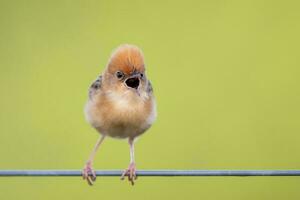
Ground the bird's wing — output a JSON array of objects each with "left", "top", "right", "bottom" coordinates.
[
  {"left": 147, "top": 80, "right": 153, "bottom": 93},
  {"left": 89, "top": 75, "right": 102, "bottom": 99}
]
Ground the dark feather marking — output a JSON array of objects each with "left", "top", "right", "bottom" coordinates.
[
  {"left": 147, "top": 80, "right": 153, "bottom": 93},
  {"left": 89, "top": 75, "right": 102, "bottom": 99}
]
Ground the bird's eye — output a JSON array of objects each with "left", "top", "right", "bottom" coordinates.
[
  {"left": 140, "top": 73, "right": 144, "bottom": 78},
  {"left": 115, "top": 71, "right": 124, "bottom": 79}
]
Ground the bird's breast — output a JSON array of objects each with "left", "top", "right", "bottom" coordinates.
[{"left": 85, "top": 90, "right": 156, "bottom": 138}]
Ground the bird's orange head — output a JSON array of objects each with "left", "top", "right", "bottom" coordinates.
[{"left": 103, "top": 44, "right": 148, "bottom": 93}]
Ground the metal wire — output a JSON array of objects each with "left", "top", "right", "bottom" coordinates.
[{"left": 0, "top": 170, "right": 300, "bottom": 176}]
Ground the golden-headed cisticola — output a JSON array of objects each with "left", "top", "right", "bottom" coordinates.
[{"left": 82, "top": 44, "right": 156, "bottom": 185}]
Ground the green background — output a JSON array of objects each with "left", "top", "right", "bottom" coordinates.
[{"left": 1, "top": 0, "right": 300, "bottom": 199}]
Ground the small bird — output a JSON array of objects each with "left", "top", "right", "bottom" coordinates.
[{"left": 82, "top": 44, "right": 156, "bottom": 185}]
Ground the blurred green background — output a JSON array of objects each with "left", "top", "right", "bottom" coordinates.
[{"left": 1, "top": 0, "right": 300, "bottom": 199}]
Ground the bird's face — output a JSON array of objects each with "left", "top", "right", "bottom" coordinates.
[
  {"left": 108, "top": 67, "right": 147, "bottom": 96},
  {"left": 116, "top": 69, "right": 145, "bottom": 89},
  {"left": 104, "top": 45, "right": 148, "bottom": 96}
]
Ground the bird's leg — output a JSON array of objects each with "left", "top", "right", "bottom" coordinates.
[
  {"left": 121, "top": 138, "right": 137, "bottom": 185},
  {"left": 82, "top": 135, "right": 105, "bottom": 185}
]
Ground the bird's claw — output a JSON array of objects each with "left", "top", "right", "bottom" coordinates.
[
  {"left": 121, "top": 162, "right": 137, "bottom": 185},
  {"left": 82, "top": 162, "right": 96, "bottom": 186}
]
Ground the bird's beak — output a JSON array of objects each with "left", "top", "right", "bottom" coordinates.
[{"left": 124, "top": 73, "right": 141, "bottom": 90}]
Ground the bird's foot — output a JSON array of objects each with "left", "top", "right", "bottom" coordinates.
[
  {"left": 82, "top": 161, "right": 96, "bottom": 186},
  {"left": 121, "top": 162, "right": 137, "bottom": 185}
]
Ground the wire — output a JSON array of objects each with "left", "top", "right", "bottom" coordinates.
[{"left": 0, "top": 170, "right": 300, "bottom": 176}]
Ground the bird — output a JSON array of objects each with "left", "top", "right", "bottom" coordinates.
[{"left": 82, "top": 44, "right": 156, "bottom": 185}]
